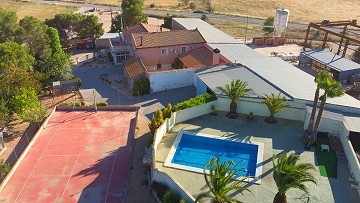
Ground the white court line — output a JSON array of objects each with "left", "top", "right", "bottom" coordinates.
[
  {"left": 60, "top": 155, "right": 80, "bottom": 203},
  {"left": 105, "top": 155, "right": 117, "bottom": 203},
  {"left": 14, "top": 128, "right": 58, "bottom": 202}
]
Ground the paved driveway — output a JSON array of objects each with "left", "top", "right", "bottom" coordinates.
[{"left": 73, "top": 67, "right": 196, "bottom": 119}]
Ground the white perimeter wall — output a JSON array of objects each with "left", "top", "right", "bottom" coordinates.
[
  {"left": 148, "top": 69, "right": 195, "bottom": 92},
  {"left": 217, "top": 97, "right": 306, "bottom": 122}
]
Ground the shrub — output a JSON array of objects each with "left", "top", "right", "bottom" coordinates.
[
  {"left": 74, "top": 102, "right": 81, "bottom": 106},
  {"left": 162, "top": 103, "right": 172, "bottom": 118},
  {"left": 96, "top": 101, "right": 108, "bottom": 106},
  {"left": 149, "top": 3, "right": 155, "bottom": 8},
  {"left": 148, "top": 115, "right": 158, "bottom": 135},
  {"left": 181, "top": 0, "right": 189, "bottom": 5},
  {"left": 263, "top": 16, "right": 274, "bottom": 33},
  {"left": 171, "top": 57, "right": 183, "bottom": 69},
  {"left": 189, "top": 2, "right": 196, "bottom": 9},
  {"left": 58, "top": 103, "right": 71, "bottom": 107},
  {"left": 173, "top": 93, "right": 216, "bottom": 111},
  {"left": 77, "top": 78, "right": 82, "bottom": 88},
  {"left": 207, "top": 5, "right": 215, "bottom": 13},
  {"left": 152, "top": 181, "right": 168, "bottom": 200},
  {"left": 200, "top": 14, "right": 208, "bottom": 21},
  {"left": 163, "top": 189, "right": 181, "bottom": 203},
  {"left": 133, "top": 78, "right": 150, "bottom": 96}
]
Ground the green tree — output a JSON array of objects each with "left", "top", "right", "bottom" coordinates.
[
  {"left": 261, "top": 93, "right": 291, "bottom": 124},
  {"left": 312, "top": 78, "right": 344, "bottom": 144},
  {"left": 161, "top": 14, "right": 187, "bottom": 29},
  {"left": 17, "top": 16, "right": 52, "bottom": 61},
  {"left": 195, "top": 157, "right": 251, "bottom": 203},
  {"left": 0, "top": 42, "right": 34, "bottom": 73},
  {"left": 75, "top": 15, "right": 104, "bottom": 39},
  {"left": 0, "top": 68, "right": 40, "bottom": 122},
  {"left": 133, "top": 78, "right": 150, "bottom": 95},
  {"left": 216, "top": 80, "right": 252, "bottom": 119},
  {"left": 8, "top": 87, "right": 39, "bottom": 116},
  {"left": 272, "top": 153, "right": 317, "bottom": 203},
  {"left": 45, "top": 13, "right": 82, "bottom": 46},
  {"left": 263, "top": 16, "right": 274, "bottom": 33},
  {"left": 36, "top": 52, "right": 74, "bottom": 86},
  {"left": 0, "top": 7, "right": 18, "bottom": 43},
  {"left": 154, "top": 108, "right": 164, "bottom": 125},
  {"left": 121, "top": 0, "right": 148, "bottom": 28},
  {"left": 350, "top": 47, "right": 360, "bottom": 64},
  {"left": 306, "top": 71, "right": 333, "bottom": 137},
  {"left": 19, "top": 103, "right": 46, "bottom": 127},
  {"left": 148, "top": 115, "right": 158, "bottom": 135},
  {"left": 47, "top": 27, "right": 62, "bottom": 55}
]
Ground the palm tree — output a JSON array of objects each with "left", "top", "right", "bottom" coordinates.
[
  {"left": 306, "top": 71, "right": 333, "bottom": 136},
  {"left": 261, "top": 93, "right": 291, "bottom": 124},
  {"left": 217, "top": 80, "right": 252, "bottom": 119},
  {"left": 195, "top": 157, "right": 251, "bottom": 203},
  {"left": 272, "top": 153, "right": 317, "bottom": 203},
  {"left": 312, "top": 78, "right": 344, "bottom": 144}
]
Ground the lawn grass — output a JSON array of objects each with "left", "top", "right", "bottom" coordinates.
[
  {"left": 0, "top": 0, "right": 78, "bottom": 21},
  {"left": 71, "top": 0, "right": 360, "bottom": 24},
  {"left": 315, "top": 136, "right": 337, "bottom": 178}
]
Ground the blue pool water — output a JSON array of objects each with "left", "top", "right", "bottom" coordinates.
[{"left": 171, "top": 133, "right": 259, "bottom": 176}]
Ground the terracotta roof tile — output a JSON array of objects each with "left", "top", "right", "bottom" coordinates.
[
  {"left": 123, "top": 57, "right": 147, "bottom": 79},
  {"left": 123, "top": 23, "right": 169, "bottom": 43},
  {"left": 132, "top": 29, "right": 206, "bottom": 49},
  {"left": 178, "top": 47, "right": 213, "bottom": 69}
]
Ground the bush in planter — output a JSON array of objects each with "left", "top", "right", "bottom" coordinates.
[
  {"left": 173, "top": 93, "right": 216, "bottom": 111},
  {"left": 163, "top": 189, "right": 181, "bottom": 203},
  {"left": 96, "top": 101, "right": 108, "bottom": 106},
  {"left": 162, "top": 103, "right": 173, "bottom": 118},
  {"left": 133, "top": 78, "right": 150, "bottom": 96}
]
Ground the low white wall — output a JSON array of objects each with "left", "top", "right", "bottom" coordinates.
[
  {"left": 217, "top": 97, "right": 306, "bottom": 122},
  {"left": 175, "top": 101, "right": 217, "bottom": 124},
  {"left": 148, "top": 69, "right": 195, "bottom": 92},
  {"left": 153, "top": 170, "right": 195, "bottom": 202}
]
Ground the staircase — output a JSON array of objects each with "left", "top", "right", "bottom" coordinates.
[{"left": 329, "top": 135, "right": 348, "bottom": 163}]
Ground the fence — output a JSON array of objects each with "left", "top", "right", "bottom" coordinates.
[{"left": 0, "top": 107, "right": 56, "bottom": 191}]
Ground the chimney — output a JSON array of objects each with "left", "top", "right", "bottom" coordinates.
[
  {"left": 140, "top": 36, "right": 143, "bottom": 46},
  {"left": 212, "top": 48, "right": 220, "bottom": 65}
]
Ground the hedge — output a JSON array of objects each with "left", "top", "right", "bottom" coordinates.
[{"left": 173, "top": 93, "right": 216, "bottom": 111}]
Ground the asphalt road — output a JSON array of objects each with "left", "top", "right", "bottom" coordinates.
[
  {"left": 31, "top": 0, "right": 360, "bottom": 34},
  {"left": 31, "top": 0, "right": 307, "bottom": 29}
]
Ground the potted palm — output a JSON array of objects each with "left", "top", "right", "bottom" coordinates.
[
  {"left": 195, "top": 157, "right": 252, "bottom": 203},
  {"left": 261, "top": 93, "right": 290, "bottom": 124},
  {"left": 272, "top": 153, "right": 317, "bottom": 203},
  {"left": 217, "top": 79, "right": 252, "bottom": 119}
]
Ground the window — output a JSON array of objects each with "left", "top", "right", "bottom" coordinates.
[
  {"left": 161, "top": 48, "right": 168, "bottom": 56},
  {"left": 116, "top": 52, "right": 130, "bottom": 64},
  {"left": 172, "top": 48, "right": 177, "bottom": 54},
  {"left": 181, "top": 46, "right": 187, "bottom": 53}
]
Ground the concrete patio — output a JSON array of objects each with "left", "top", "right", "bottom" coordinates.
[{"left": 155, "top": 112, "right": 360, "bottom": 203}]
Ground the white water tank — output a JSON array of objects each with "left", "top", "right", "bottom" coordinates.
[{"left": 274, "top": 8, "right": 290, "bottom": 37}]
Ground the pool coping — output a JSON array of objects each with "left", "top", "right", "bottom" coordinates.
[{"left": 164, "top": 131, "right": 264, "bottom": 184}]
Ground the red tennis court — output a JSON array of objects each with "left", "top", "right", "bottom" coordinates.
[{"left": 0, "top": 108, "right": 137, "bottom": 203}]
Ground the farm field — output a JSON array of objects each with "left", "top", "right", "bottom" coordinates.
[
  {"left": 0, "top": 0, "right": 78, "bottom": 20},
  {"left": 64, "top": 0, "right": 360, "bottom": 24}
]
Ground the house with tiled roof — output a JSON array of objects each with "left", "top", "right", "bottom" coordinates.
[
  {"left": 122, "top": 29, "right": 230, "bottom": 92},
  {"left": 123, "top": 57, "right": 147, "bottom": 87}
]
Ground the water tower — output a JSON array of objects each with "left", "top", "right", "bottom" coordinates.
[{"left": 274, "top": 8, "right": 290, "bottom": 37}]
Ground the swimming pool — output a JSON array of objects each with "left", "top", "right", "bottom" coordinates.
[{"left": 164, "top": 131, "right": 264, "bottom": 183}]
